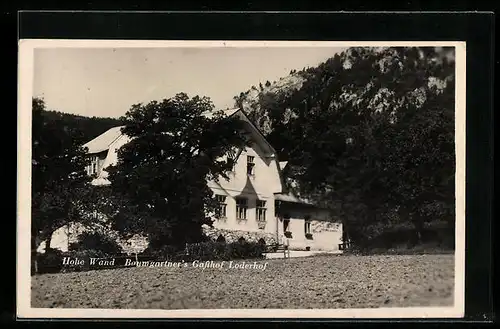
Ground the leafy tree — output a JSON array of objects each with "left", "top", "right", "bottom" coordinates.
[
  {"left": 233, "top": 92, "right": 246, "bottom": 109},
  {"left": 40, "top": 110, "right": 125, "bottom": 143},
  {"left": 31, "top": 98, "right": 93, "bottom": 252},
  {"left": 317, "top": 48, "right": 453, "bottom": 245},
  {"left": 105, "top": 93, "right": 249, "bottom": 250},
  {"left": 382, "top": 74, "right": 455, "bottom": 239}
]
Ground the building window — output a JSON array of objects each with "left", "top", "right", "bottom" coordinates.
[
  {"left": 256, "top": 200, "right": 267, "bottom": 222},
  {"left": 304, "top": 217, "right": 312, "bottom": 234},
  {"left": 87, "top": 156, "right": 98, "bottom": 175},
  {"left": 236, "top": 198, "right": 248, "bottom": 220},
  {"left": 246, "top": 156, "right": 255, "bottom": 176},
  {"left": 215, "top": 195, "right": 227, "bottom": 218}
]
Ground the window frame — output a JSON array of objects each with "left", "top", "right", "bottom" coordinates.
[
  {"left": 304, "top": 215, "right": 312, "bottom": 237},
  {"left": 235, "top": 197, "right": 248, "bottom": 220},
  {"left": 304, "top": 220, "right": 312, "bottom": 234},
  {"left": 246, "top": 155, "right": 255, "bottom": 176},
  {"left": 215, "top": 195, "right": 227, "bottom": 219},
  {"left": 88, "top": 155, "right": 99, "bottom": 175},
  {"left": 256, "top": 200, "right": 267, "bottom": 222}
]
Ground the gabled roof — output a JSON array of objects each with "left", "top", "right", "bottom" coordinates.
[
  {"left": 279, "top": 161, "right": 288, "bottom": 170},
  {"left": 82, "top": 108, "right": 276, "bottom": 156},
  {"left": 83, "top": 108, "right": 286, "bottom": 192},
  {"left": 83, "top": 126, "right": 125, "bottom": 154},
  {"left": 206, "top": 108, "right": 277, "bottom": 157}
]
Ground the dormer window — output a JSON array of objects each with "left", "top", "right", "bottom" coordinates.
[
  {"left": 247, "top": 156, "right": 255, "bottom": 176},
  {"left": 87, "top": 155, "right": 99, "bottom": 176}
]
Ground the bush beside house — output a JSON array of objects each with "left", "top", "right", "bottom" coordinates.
[
  {"left": 34, "top": 231, "right": 124, "bottom": 274},
  {"left": 139, "top": 240, "right": 266, "bottom": 262},
  {"left": 345, "top": 220, "right": 455, "bottom": 254}
]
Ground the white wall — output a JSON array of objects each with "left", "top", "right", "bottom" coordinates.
[
  {"left": 208, "top": 142, "right": 282, "bottom": 235},
  {"left": 209, "top": 142, "right": 282, "bottom": 195},
  {"left": 99, "top": 134, "right": 131, "bottom": 179},
  {"left": 278, "top": 206, "right": 343, "bottom": 251}
]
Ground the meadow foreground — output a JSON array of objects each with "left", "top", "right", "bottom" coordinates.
[{"left": 31, "top": 254, "right": 454, "bottom": 309}]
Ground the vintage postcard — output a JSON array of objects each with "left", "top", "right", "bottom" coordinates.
[{"left": 17, "top": 40, "right": 465, "bottom": 319}]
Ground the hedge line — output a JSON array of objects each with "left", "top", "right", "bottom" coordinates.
[{"left": 32, "top": 240, "right": 267, "bottom": 275}]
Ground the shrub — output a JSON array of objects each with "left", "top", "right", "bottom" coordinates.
[
  {"left": 44, "top": 231, "right": 127, "bottom": 274},
  {"left": 137, "top": 245, "right": 183, "bottom": 263},
  {"left": 34, "top": 248, "right": 115, "bottom": 275},
  {"left": 228, "top": 241, "right": 266, "bottom": 260},
  {"left": 149, "top": 241, "right": 267, "bottom": 262},
  {"left": 35, "top": 248, "right": 64, "bottom": 274},
  {"left": 185, "top": 241, "right": 230, "bottom": 261},
  {"left": 70, "top": 231, "right": 123, "bottom": 255}
]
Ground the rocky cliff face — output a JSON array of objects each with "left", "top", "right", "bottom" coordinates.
[{"left": 234, "top": 73, "right": 306, "bottom": 135}]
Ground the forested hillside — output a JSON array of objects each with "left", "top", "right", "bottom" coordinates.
[
  {"left": 40, "top": 109, "right": 125, "bottom": 144},
  {"left": 233, "top": 47, "right": 456, "bottom": 250}
]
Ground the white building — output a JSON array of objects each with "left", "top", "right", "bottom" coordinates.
[{"left": 41, "top": 108, "right": 343, "bottom": 254}]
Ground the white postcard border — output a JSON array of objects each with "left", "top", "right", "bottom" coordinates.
[{"left": 17, "top": 40, "right": 466, "bottom": 319}]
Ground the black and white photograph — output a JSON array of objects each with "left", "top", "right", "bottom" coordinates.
[{"left": 17, "top": 40, "right": 465, "bottom": 319}]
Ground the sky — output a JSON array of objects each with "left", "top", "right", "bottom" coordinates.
[{"left": 33, "top": 47, "right": 346, "bottom": 118}]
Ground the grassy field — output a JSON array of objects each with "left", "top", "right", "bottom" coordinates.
[{"left": 31, "top": 254, "right": 454, "bottom": 309}]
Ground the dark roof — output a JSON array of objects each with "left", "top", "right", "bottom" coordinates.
[{"left": 274, "top": 192, "right": 314, "bottom": 205}]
